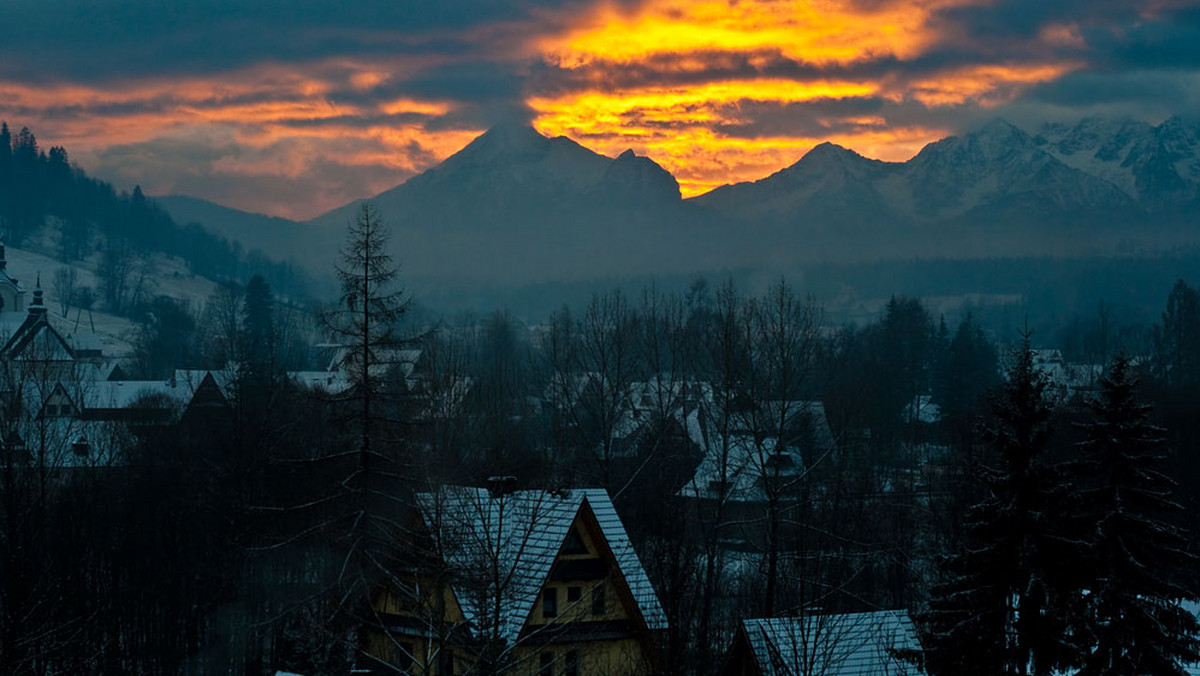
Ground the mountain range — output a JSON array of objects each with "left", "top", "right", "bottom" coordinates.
[{"left": 158, "top": 116, "right": 1200, "bottom": 289}]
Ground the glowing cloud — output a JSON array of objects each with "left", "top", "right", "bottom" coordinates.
[
  {"left": 530, "top": 0, "right": 1082, "bottom": 197},
  {"left": 0, "top": 0, "right": 1166, "bottom": 217},
  {"left": 541, "top": 0, "right": 959, "bottom": 68}
]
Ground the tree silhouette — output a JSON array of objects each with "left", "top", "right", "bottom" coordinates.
[
  {"left": 1072, "top": 356, "right": 1200, "bottom": 675},
  {"left": 924, "top": 334, "right": 1083, "bottom": 676}
]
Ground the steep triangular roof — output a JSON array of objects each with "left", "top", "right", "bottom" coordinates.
[
  {"left": 1, "top": 310, "right": 74, "bottom": 362},
  {"left": 415, "top": 486, "right": 667, "bottom": 644}
]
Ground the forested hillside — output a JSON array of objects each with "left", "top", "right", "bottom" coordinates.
[{"left": 0, "top": 122, "right": 310, "bottom": 308}]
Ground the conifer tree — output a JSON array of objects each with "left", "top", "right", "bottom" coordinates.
[
  {"left": 325, "top": 201, "right": 411, "bottom": 466},
  {"left": 1154, "top": 279, "right": 1200, "bottom": 391},
  {"left": 0, "top": 122, "right": 10, "bottom": 173},
  {"left": 935, "top": 313, "right": 1000, "bottom": 442},
  {"left": 924, "top": 335, "right": 1083, "bottom": 676},
  {"left": 241, "top": 274, "right": 275, "bottom": 386},
  {"left": 1072, "top": 356, "right": 1200, "bottom": 675}
]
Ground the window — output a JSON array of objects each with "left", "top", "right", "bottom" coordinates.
[
  {"left": 438, "top": 649, "right": 455, "bottom": 676},
  {"left": 543, "top": 587, "right": 558, "bottom": 618},
  {"left": 567, "top": 586, "right": 581, "bottom": 603},
  {"left": 591, "top": 583, "right": 606, "bottom": 615},
  {"left": 539, "top": 651, "right": 554, "bottom": 676},
  {"left": 564, "top": 650, "right": 579, "bottom": 676}
]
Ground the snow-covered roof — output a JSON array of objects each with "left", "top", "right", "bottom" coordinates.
[
  {"left": 287, "top": 370, "right": 354, "bottom": 394},
  {"left": 0, "top": 311, "right": 75, "bottom": 362},
  {"left": 679, "top": 409, "right": 807, "bottom": 503},
  {"left": 327, "top": 346, "right": 421, "bottom": 377},
  {"left": 740, "top": 610, "right": 924, "bottom": 676},
  {"left": 1186, "top": 601, "right": 1200, "bottom": 676},
  {"left": 416, "top": 486, "right": 667, "bottom": 644},
  {"left": 83, "top": 380, "right": 187, "bottom": 410},
  {"left": 63, "top": 329, "right": 103, "bottom": 355}
]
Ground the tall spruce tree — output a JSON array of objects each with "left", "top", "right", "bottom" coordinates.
[
  {"left": 1072, "top": 356, "right": 1200, "bottom": 675},
  {"left": 325, "top": 201, "right": 412, "bottom": 466},
  {"left": 924, "top": 335, "right": 1083, "bottom": 676},
  {"left": 311, "top": 201, "right": 417, "bottom": 667},
  {"left": 241, "top": 274, "right": 275, "bottom": 386},
  {"left": 934, "top": 313, "right": 1000, "bottom": 444}
]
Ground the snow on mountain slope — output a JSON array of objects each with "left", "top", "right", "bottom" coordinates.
[
  {"left": 904, "top": 118, "right": 1134, "bottom": 219},
  {"left": 1036, "top": 116, "right": 1200, "bottom": 208},
  {"left": 3, "top": 244, "right": 218, "bottom": 358},
  {"left": 156, "top": 117, "right": 1200, "bottom": 289}
]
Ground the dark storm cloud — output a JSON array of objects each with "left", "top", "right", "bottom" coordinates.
[
  {"left": 0, "top": 0, "right": 594, "bottom": 83},
  {"left": 935, "top": 0, "right": 1141, "bottom": 41},
  {"left": 712, "top": 98, "right": 890, "bottom": 139},
  {"left": 1087, "top": 7, "right": 1200, "bottom": 70}
]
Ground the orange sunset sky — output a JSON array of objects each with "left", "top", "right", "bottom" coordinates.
[{"left": 0, "top": 0, "right": 1195, "bottom": 219}]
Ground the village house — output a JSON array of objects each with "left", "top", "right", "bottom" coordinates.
[
  {"left": 365, "top": 483, "right": 668, "bottom": 675},
  {"left": 721, "top": 609, "right": 925, "bottom": 676}
]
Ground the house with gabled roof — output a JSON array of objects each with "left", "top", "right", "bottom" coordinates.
[
  {"left": 366, "top": 484, "right": 667, "bottom": 675},
  {"left": 721, "top": 609, "right": 924, "bottom": 676}
]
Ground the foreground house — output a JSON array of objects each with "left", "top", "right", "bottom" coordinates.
[
  {"left": 366, "top": 485, "right": 667, "bottom": 675},
  {"left": 722, "top": 609, "right": 924, "bottom": 676}
]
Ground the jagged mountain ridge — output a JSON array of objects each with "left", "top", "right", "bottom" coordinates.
[
  {"left": 1034, "top": 116, "right": 1200, "bottom": 209},
  {"left": 304, "top": 122, "right": 702, "bottom": 283},
  {"left": 162, "top": 117, "right": 1200, "bottom": 287},
  {"left": 695, "top": 119, "right": 1152, "bottom": 228}
]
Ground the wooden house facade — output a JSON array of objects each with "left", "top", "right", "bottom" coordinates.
[{"left": 365, "top": 486, "right": 667, "bottom": 675}]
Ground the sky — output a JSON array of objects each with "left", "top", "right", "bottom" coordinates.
[{"left": 0, "top": 0, "right": 1197, "bottom": 220}]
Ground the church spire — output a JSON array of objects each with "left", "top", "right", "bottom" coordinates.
[{"left": 29, "top": 272, "right": 45, "bottom": 315}]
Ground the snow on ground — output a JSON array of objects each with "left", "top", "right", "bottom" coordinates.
[{"left": 4, "top": 242, "right": 220, "bottom": 358}]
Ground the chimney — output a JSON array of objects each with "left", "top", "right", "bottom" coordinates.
[{"left": 486, "top": 475, "right": 518, "bottom": 498}]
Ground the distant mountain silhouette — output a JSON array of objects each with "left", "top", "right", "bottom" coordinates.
[
  {"left": 154, "top": 195, "right": 307, "bottom": 260},
  {"left": 160, "top": 118, "right": 1200, "bottom": 288},
  {"left": 305, "top": 123, "right": 701, "bottom": 283}
]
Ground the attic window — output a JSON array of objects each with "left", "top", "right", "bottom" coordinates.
[
  {"left": 543, "top": 587, "right": 558, "bottom": 618},
  {"left": 561, "top": 527, "right": 586, "bottom": 555}
]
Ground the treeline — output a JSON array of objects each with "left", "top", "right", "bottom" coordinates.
[{"left": 0, "top": 122, "right": 310, "bottom": 306}]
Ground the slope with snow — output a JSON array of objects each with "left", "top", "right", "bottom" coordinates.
[{"left": 2, "top": 243, "right": 219, "bottom": 358}]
